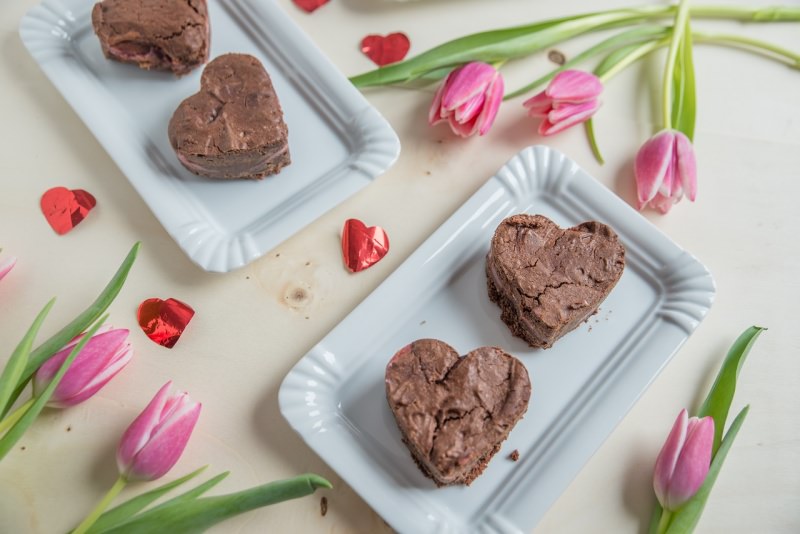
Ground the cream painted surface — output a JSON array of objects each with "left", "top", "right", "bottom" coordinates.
[{"left": 0, "top": 0, "right": 798, "bottom": 532}]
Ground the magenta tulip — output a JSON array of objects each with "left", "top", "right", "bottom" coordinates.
[
  {"left": 429, "top": 62, "right": 504, "bottom": 137},
  {"left": 117, "top": 381, "right": 201, "bottom": 481},
  {"left": 0, "top": 256, "right": 15, "bottom": 281},
  {"left": 33, "top": 327, "right": 132, "bottom": 408},
  {"left": 635, "top": 129, "right": 697, "bottom": 214},
  {"left": 653, "top": 409, "right": 714, "bottom": 511},
  {"left": 523, "top": 70, "right": 602, "bottom": 135}
]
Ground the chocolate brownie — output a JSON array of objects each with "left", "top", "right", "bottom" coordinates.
[
  {"left": 385, "top": 339, "right": 531, "bottom": 486},
  {"left": 91, "top": 0, "right": 210, "bottom": 76},
  {"left": 168, "top": 53, "right": 291, "bottom": 180},
  {"left": 486, "top": 214, "right": 625, "bottom": 348}
]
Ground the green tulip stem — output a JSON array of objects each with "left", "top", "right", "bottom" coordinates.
[
  {"left": 599, "top": 37, "right": 671, "bottom": 83},
  {"left": 0, "top": 398, "right": 34, "bottom": 435},
  {"left": 73, "top": 475, "right": 128, "bottom": 534},
  {"left": 693, "top": 32, "right": 800, "bottom": 66},
  {"left": 657, "top": 509, "right": 673, "bottom": 534},
  {"left": 662, "top": 0, "right": 692, "bottom": 130}
]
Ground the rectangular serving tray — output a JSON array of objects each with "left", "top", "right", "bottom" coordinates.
[
  {"left": 279, "top": 146, "right": 715, "bottom": 534},
  {"left": 20, "top": 0, "right": 400, "bottom": 272}
]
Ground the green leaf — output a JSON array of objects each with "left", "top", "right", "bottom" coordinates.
[
  {"left": 139, "top": 472, "right": 231, "bottom": 516},
  {"left": 0, "top": 299, "right": 55, "bottom": 416},
  {"left": 101, "top": 474, "right": 332, "bottom": 534},
  {"left": 648, "top": 501, "right": 664, "bottom": 534},
  {"left": 698, "top": 326, "right": 765, "bottom": 455},
  {"left": 349, "top": 9, "right": 671, "bottom": 88},
  {"left": 3, "top": 243, "right": 140, "bottom": 418},
  {"left": 585, "top": 118, "right": 605, "bottom": 164},
  {"left": 665, "top": 406, "right": 750, "bottom": 533},
  {"left": 671, "top": 19, "right": 697, "bottom": 140},
  {"left": 505, "top": 25, "right": 669, "bottom": 100},
  {"left": 85, "top": 467, "right": 211, "bottom": 533},
  {"left": 0, "top": 317, "right": 106, "bottom": 461}
]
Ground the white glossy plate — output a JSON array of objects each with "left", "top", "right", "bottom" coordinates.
[
  {"left": 279, "top": 146, "right": 715, "bottom": 534},
  {"left": 19, "top": 0, "right": 399, "bottom": 272}
]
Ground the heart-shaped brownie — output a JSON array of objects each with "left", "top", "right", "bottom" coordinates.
[
  {"left": 168, "top": 53, "right": 291, "bottom": 180},
  {"left": 385, "top": 339, "right": 531, "bottom": 486},
  {"left": 486, "top": 214, "right": 626, "bottom": 349},
  {"left": 92, "top": 0, "right": 210, "bottom": 76}
]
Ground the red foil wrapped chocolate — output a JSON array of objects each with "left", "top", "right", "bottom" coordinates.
[
  {"left": 360, "top": 33, "right": 410, "bottom": 67},
  {"left": 342, "top": 218, "right": 389, "bottom": 273},
  {"left": 40, "top": 187, "right": 97, "bottom": 235},
  {"left": 292, "top": 0, "right": 329, "bottom": 13},
  {"left": 137, "top": 297, "right": 195, "bottom": 349}
]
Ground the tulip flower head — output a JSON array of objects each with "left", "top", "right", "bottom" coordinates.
[
  {"left": 117, "top": 381, "right": 201, "bottom": 481},
  {"left": 0, "top": 255, "right": 16, "bottom": 281},
  {"left": 429, "top": 62, "right": 504, "bottom": 137},
  {"left": 635, "top": 129, "right": 697, "bottom": 214},
  {"left": 653, "top": 409, "right": 714, "bottom": 511},
  {"left": 523, "top": 70, "right": 603, "bottom": 135},
  {"left": 33, "top": 326, "right": 132, "bottom": 408}
]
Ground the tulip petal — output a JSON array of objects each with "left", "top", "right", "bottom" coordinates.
[
  {"left": 454, "top": 91, "right": 486, "bottom": 124},
  {"left": 653, "top": 409, "right": 688, "bottom": 508},
  {"left": 118, "top": 381, "right": 172, "bottom": 474},
  {"left": 477, "top": 74, "right": 504, "bottom": 136},
  {"left": 126, "top": 399, "right": 201, "bottom": 481},
  {"left": 428, "top": 77, "right": 448, "bottom": 125},
  {"left": 635, "top": 131, "right": 675, "bottom": 205},
  {"left": 545, "top": 70, "right": 603, "bottom": 102},
  {"left": 540, "top": 100, "right": 600, "bottom": 135},
  {"left": 675, "top": 131, "right": 698, "bottom": 202},
  {"left": 440, "top": 62, "right": 495, "bottom": 110},
  {"left": 58, "top": 344, "right": 132, "bottom": 407},
  {"left": 664, "top": 416, "right": 714, "bottom": 510},
  {"left": 522, "top": 91, "right": 553, "bottom": 117},
  {"left": 0, "top": 257, "right": 16, "bottom": 281}
]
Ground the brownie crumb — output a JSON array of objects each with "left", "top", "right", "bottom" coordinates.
[
  {"left": 320, "top": 496, "right": 328, "bottom": 517},
  {"left": 508, "top": 449, "right": 520, "bottom": 462},
  {"left": 419, "top": 320, "right": 426, "bottom": 325},
  {"left": 20, "top": 446, "right": 26, "bottom": 451},
  {"left": 66, "top": 425, "right": 72, "bottom": 432}
]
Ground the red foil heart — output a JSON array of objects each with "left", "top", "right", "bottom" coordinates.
[
  {"left": 40, "top": 187, "right": 97, "bottom": 235},
  {"left": 292, "top": 0, "right": 329, "bottom": 13},
  {"left": 137, "top": 298, "right": 195, "bottom": 349},
  {"left": 360, "top": 33, "right": 410, "bottom": 67},
  {"left": 342, "top": 218, "right": 390, "bottom": 273}
]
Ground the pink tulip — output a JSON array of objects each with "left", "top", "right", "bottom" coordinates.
[
  {"left": 523, "top": 70, "right": 602, "bottom": 135},
  {"left": 635, "top": 129, "right": 697, "bottom": 214},
  {"left": 653, "top": 409, "right": 714, "bottom": 511},
  {"left": 33, "top": 326, "right": 132, "bottom": 408},
  {"left": 117, "top": 381, "right": 201, "bottom": 481},
  {"left": 0, "top": 256, "right": 16, "bottom": 281},
  {"left": 429, "top": 62, "right": 504, "bottom": 137}
]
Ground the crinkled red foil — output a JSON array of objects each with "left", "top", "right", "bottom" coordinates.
[
  {"left": 360, "top": 33, "right": 411, "bottom": 67},
  {"left": 40, "top": 187, "right": 97, "bottom": 235},
  {"left": 292, "top": 0, "right": 329, "bottom": 13},
  {"left": 342, "top": 218, "right": 389, "bottom": 273},
  {"left": 137, "top": 297, "right": 195, "bottom": 349}
]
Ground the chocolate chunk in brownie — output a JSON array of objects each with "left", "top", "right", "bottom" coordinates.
[
  {"left": 385, "top": 339, "right": 531, "bottom": 486},
  {"left": 486, "top": 214, "right": 625, "bottom": 349},
  {"left": 91, "top": 0, "right": 210, "bottom": 76},
  {"left": 168, "top": 53, "right": 291, "bottom": 180}
]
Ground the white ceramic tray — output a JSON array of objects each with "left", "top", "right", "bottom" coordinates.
[
  {"left": 279, "top": 146, "right": 715, "bottom": 534},
  {"left": 19, "top": 0, "right": 399, "bottom": 272}
]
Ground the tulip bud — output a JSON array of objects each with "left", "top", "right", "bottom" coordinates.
[
  {"left": 33, "top": 326, "right": 132, "bottom": 408},
  {"left": 653, "top": 409, "right": 714, "bottom": 511},
  {"left": 117, "top": 381, "right": 201, "bottom": 481},
  {"left": 523, "top": 70, "right": 603, "bottom": 135},
  {"left": 429, "top": 62, "right": 504, "bottom": 137},
  {"left": 0, "top": 255, "right": 16, "bottom": 281},
  {"left": 635, "top": 129, "right": 697, "bottom": 214}
]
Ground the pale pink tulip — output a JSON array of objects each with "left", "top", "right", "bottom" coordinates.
[
  {"left": 33, "top": 326, "right": 132, "bottom": 408},
  {"left": 635, "top": 129, "right": 697, "bottom": 214},
  {"left": 653, "top": 409, "right": 714, "bottom": 511},
  {"left": 117, "top": 381, "right": 201, "bottom": 481},
  {"left": 429, "top": 62, "right": 504, "bottom": 137},
  {"left": 0, "top": 256, "right": 16, "bottom": 281},
  {"left": 523, "top": 70, "right": 602, "bottom": 135}
]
